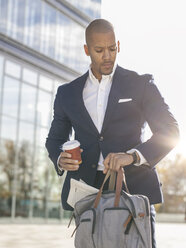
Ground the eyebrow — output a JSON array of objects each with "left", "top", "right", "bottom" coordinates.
[{"left": 94, "top": 43, "right": 116, "bottom": 49}]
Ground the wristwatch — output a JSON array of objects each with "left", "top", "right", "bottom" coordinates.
[{"left": 131, "top": 151, "right": 140, "bottom": 164}]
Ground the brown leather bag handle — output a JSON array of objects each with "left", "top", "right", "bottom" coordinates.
[
  {"left": 114, "top": 169, "right": 125, "bottom": 207},
  {"left": 108, "top": 171, "right": 116, "bottom": 191},
  {"left": 94, "top": 168, "right": 129, "bottom": 208},
  {"left": 93, "top": 170, "right": 111, "bottom": 208}
]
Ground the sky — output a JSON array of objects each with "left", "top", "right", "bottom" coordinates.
[{"left": 101, "top": 0, "right": 186, "bottom": 158}]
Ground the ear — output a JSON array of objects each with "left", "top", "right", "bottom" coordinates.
[
  {"left": 117, "top": 41, "right": 120, "bottom": 53},
  {"left": 84, "top": 44, "right": 90, "bottom": 56}
]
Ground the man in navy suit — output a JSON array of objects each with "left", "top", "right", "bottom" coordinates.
[{"left": 46, "top": 19, "right": 179, "bottom": 247}]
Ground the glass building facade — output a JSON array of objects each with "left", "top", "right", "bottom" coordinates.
[{"left": 0, "top": 0, "right": 101, "bottom": 220}]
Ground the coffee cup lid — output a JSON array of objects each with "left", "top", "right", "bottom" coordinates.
[{"left": 62, "top": 140, "right": 80, "bottom": 150}]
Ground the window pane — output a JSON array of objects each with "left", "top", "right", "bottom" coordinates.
[
  {"left": 0, "top": 0, "right": 8, "bottom": 34},
  {"left": 6, "top": 0, "right": 28, "bottom": 43},
  {"left": 37, "top": 90, "right": 52, "bottom": 127},
  {"left": 55, "top": 12, "right": 68, "bottom": 64},
  {"left": 1, "top": 116, "right": 17, "bottom": 141},
  {"left": 0, "top": 138, "right": 16, "bottom": 218},
  {"left": 19, "top": 121, "right": 34, "bottom": 145},
  {"left": 20, "top": 84, "right": 36, "bottom": 122},
  {"left": 55, "top": 14, "right": 87, "bottom": 72},
  {"left": 54, "top": 80, "right": 64, "bottom": 97},
  {"left": 23, "top": 68, "right": 38, "bottom": 85},
  {"left": 46, "top": 4, "right": 56, "bottom": 58},
  {"left": 36, "top": 127, "right": 48, "bottom": 147},
  {"left": 66, "top": 0, "right": 101, "bottom": 19},
  {"left": 6, "top": 0, "right": 13, "bottom": 37},
  {"left": 40, "top": 2, "right": 56, "bottom": 58},
  {"left": 16, "top": 0, "right": 26, "bottom": 42},
  {"left": 7, "top": 0, "right": 19, "bottom": 40},
  {"left": 16, "top": 140, "right": 33, "bottom": 218},
  {"left": 0, "top": 55, "right": 4, "bottom": 90},
  {"left": 6, "top": 0, "right": 18, "bottom": 39},
  {"left": 5, "top": 60, "right": 21, "bottom": 79},
  {"left": 33, "top": 147, "right": 50, "bottom": 218},
  {"left": 39, "top": 75, "right": 53, "bottom": 91},
  {"left": 68, "top": 24, "right": 85, "bottom": 72},
  {"left": 24, "top": 0, "right": 42, "bottom": 50},
  {"left": 2, "top": 76, "right": 19, "bottom": 118},
  {"left": 35, "top": 147, "right": 49, "bottom": 177}
]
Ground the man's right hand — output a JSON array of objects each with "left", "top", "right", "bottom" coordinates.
[{"left": 58, "top": 149, "right": 83, "bottom": 171}]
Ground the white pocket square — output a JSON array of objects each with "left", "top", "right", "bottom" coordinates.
[{"left": 118, "top": 98, "right": 132, "bottom": 103}]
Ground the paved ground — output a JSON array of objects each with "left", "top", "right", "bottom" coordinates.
[{"left": 0, "top": 222, "right": 186, "bottom": 248}]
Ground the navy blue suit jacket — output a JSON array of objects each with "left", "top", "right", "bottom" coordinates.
[{"left": 46, "top": 66, "right": 179, "bottom": 210}]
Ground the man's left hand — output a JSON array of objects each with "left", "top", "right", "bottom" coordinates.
[{"left": 103, "top": 152, "right": 133, "bottom": 174}]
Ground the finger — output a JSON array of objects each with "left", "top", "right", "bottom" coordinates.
[
  {"left": 60, "top": 158, "right": 79, "bottom": 165},
  {"left": 115, "top": 155, "right": 123, "bottom": 171},
  {"left": 103, "top": 154, "right": 109, "bottom": 169},
  {"left": 59, "top": 157, "right": 79, "bottom": 165},
  {"left": 60, "top": 164, "right": 79, "bottom": 171},
  {"left": 116, "top": 162, "right": 121, "bottom": 172},
  {"left": 80, "top": 149, "right": 83, "bottom": 153},
  {"left": 103, "top": 168, "right": 108, "bottom": 174},
  {"left": 103, "top": 153, "right": 111, "bottom": 170},
  {"left": 110, "top": 154, "right": 122, "bottom": 172},
  {"left": 60, "top": 152, "right": 72, "bottom": 158},
  {"left": 112, "top": 155, "right": 118, "bottom": 171},
  {"left": 109, "top": 158, "right": 117, "bottom": 172},
  {"left": 109, "top": 153, "right": 115, "bottom": 170}
]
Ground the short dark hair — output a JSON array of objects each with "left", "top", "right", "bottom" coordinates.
[{"left": 85, "top": 19, "right": 114, "bottom": 45}]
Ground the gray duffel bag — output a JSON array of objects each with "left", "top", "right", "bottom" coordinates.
[{"left": 72, "top": 168, "right": 152, "bottom": 248}]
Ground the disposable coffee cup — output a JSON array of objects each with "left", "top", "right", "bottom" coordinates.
[{"left": 62, "top": 140, "right": 82, "bottom": 164}]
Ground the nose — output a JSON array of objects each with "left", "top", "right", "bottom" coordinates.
[{"left": 103, "top": 49, "right": 111, "bottom": 60}]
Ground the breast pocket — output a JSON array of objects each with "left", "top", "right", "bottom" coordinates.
[{"left": 114, "top": 100, "right": 141, "bottom": 121}]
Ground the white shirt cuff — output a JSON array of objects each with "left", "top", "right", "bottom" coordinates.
[
  {"left": 57, "top": 154, "right": 64, "bottom": 172},
  {"left": 127, "top": 148, "right": 149, "bottom": 166}
]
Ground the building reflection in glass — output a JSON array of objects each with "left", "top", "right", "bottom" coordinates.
[{"left": 0, "top": 0, "right": 101, "bottom": 220}]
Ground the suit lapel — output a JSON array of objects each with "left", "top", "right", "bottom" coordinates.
[
  {"left": 74, "top": 72, "right": 100, "bottom": 136},
  {"left": 101, "top": 66, "right": 128, "bottom": 134}
]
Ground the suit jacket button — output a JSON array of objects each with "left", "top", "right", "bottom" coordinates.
[
  {"left": 92, "top": 164, "right": 96, "bottom": 168},
  {"left": 99, "top": 136, "right": 104, "bottom": 141}
]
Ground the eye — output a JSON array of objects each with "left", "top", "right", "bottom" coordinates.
[
  {"left": 95, "top": 50, "right": 102, "bottom": 53},
  {"left": 110, "top": 47, "right": 117, "bottom": 51}
]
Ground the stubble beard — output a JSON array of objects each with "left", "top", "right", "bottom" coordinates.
[{"left": 100, "top": 66, "right": 114, "bottom": 76}]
